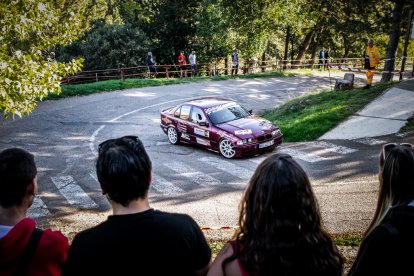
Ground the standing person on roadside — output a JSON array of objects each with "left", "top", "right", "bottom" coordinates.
[
  {"left": 324, "top": 48, "right": 331, "bottom": 69},
  {"left": 208, "top": 153, "right": 343, "bottom": 276},
  {"left": 178, "top": 50, "right": 187, "bottom": 78},
  {"left": 189, "top": 50, "right": 197, "bottom": 77},
  {"left": 348, "top": 143, "right": 414, "bottom": 276},
  {"left": 318, "top": 48, "right": 325, "bottom": 70},
  {"left": 146, "top": 51, "right": 157, "bottom": 78},
  {"left": 363, "top": 39, "right": 380, "bottom": 89},
  {"left": 0, "top": 147, "right": 70, "bottom": 276},
  {"left": 62, "top": 136, "right": 211, "bottom": 276},
  {"left": 231, "top": 49, "right": 239, "bottom": 76}
]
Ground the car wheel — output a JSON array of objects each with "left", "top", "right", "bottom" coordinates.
[
  {"left": 219, "top": 139, "right": 236, "bottom": 159},
  {"left": 167, "top": 127, "right": 180, "bottom": 145}
]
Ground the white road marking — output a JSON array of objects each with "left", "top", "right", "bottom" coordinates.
[
  {"left": 156, "top": 141, "right": 170, "bottom": 146},
  {"left": 278, "top": 148, "right": 328, "bottom": 163},
  {"left": 164, "top": 161, "right": 220, "bottom": 186},
  {"left": 199, "top": 156, "right": 252, "bottom": 179},
  {"left": 353, "top": 137, "right": 386, "bottom": 145},
  {"left": 89, "top": 172, "right": 98, "bottom": 183},
  {"left": 316, "top": 141, "right": 357, "bottom": 154},
  {"left": 51, "top": 176, "right": 98, "bottom": 209},
  {"left": 89, "top": 125, "right": 105, "bottom": 157},
  {"left": 151, "top": 175, "right": 184, "bottom": 194},
  {"left": 27, "top": 197, "right": 51, "bottom": 218}
]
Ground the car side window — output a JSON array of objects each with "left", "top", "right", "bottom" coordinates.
[
  {"left": 190, "top": 107, "right": 206, "bottom": 123},
  {"left": 174, "top": 106, "right": 181, "bottom": 117},
  {"left": 180, "top": 105, "right": 191, "bottom": 120}
]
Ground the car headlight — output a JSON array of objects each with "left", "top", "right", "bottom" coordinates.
[
  {"left": 236, "top": 138, "right": 253, "bottom": 145},
  {"left": 272, "top": 130, "right": 281, "bottom": 136}
]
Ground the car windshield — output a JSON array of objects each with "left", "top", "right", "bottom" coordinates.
[{"left": 207, "top": 103, "right": 250, "bottom": 125}]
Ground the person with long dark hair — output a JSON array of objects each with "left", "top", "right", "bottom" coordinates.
[
  {"left": 349, "top": 143, "right": 414, "bottom": 275},
  {"left": 208, "top": 153, "right": 343, "bottom": 276}
]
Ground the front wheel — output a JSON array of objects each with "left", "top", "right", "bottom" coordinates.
[
  {"left": 167, "top": 127, "right": 180, "bottom": 145},
  {"left": 219, "top": 139, "right": 236, "bottom": 159}
]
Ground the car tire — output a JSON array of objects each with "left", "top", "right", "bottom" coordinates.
[
  {"left": 219, "top": 139, "right": 236, "bottom": 159},
  {"left": 167, "top": 127, "right": 180, "bottom": 145}
]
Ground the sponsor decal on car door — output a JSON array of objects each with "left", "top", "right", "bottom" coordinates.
[{"left": 189, "top": 107, "right": 211, "bottom": 147}]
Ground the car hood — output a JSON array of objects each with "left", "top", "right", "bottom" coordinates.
[{"left": 216, "top": 117, "right": 276, "bottom": 138}]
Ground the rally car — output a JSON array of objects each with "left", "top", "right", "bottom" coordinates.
[{"left": 160, "top": 97, "right": 283, "bottom": 158}]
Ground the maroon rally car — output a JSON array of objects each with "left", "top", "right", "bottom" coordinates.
[{"left": 160, "top": 97, "right": 283, "bottom": 158}]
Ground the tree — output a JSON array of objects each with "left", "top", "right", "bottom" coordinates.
[
  {"left": 71, "top": 21, "right": 151, "bottom": 70},
  {"left": 0, "top": 0, "right": 83, "bottom": 117},
  {"left": 381, "top": 0, "right": 406, "bottom": 82}
]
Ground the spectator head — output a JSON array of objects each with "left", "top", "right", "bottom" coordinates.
[
  {"left": 180, "top": 50, "right": 184, "bottom": 54},
  {"left": 0, "top": 148, "right": 37, "bottom": 208},
  {"left": 367, "top": 39, "right": 374, "bottom": 47},
  {"left": 192, "top": 50, "right": 195, "bottom": 54},
  {"left": 379, "top": 143, "right": 414, "bottom": 206},
  {"left": 368, "top": 143, "right": 414, "bottom": 236},
  {"left": 238, "top": 153, "right": 321, "bottom": 241},
  {"left": 50, "top": 52, "right": 55, "bottom": 59},
  {"left": 96, "top": 136, "right": 152, "bottom": 207},
  {"left": 148, "top": 51, "right": 152, "bottom": 56},
  {"left": 234, "top": 49, "right": 238, "bottom": 53}
]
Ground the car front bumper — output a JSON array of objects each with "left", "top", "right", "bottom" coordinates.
[{"left": 233, "top": 135, "right": 283, "bottom": 157}]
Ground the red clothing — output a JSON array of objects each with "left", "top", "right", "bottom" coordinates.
[
  {"left": 178, "top": 54, "right": 186, "bottom": 65},
  {"left": 0, "top": 217, "right": 69, "bottom": 276},
  {"left": 229, "top": 241, "right": 250, "bottom": 276}
]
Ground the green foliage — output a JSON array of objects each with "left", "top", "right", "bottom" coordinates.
[
  {"left": 60, "top": 21, "right": 151, "bottom": 70},
  {"left": 0, "top": 0, "right": 83, "bottom": 117},
  {"left": 262, "top": 82, "right": 394, "bottom": 142},
  {"left": 195, "top": 0, "right": 233, "bottom": 63}
]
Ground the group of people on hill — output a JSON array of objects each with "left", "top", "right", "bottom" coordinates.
[
  {"left": 1, "top": 132, "right": 413, "bottom": 275},
  {"left": 146, "top": 50, "right": 197, "bottom": 78},
  {"left": 146, "top": 49, "right": 241, "bottom": 79}
]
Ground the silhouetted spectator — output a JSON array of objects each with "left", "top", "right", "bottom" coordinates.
[
  {"left": 0, "top": 148, "right": 70, "bottom": 275},
  {"left": 62, "top": 136, "right": 211, "bottom": 275},
  {"left": 208, "top": 153, "right": 343, "bottom": 276},
  {"left": 349, "top": 143, "right": 414, "bottom": 276}
]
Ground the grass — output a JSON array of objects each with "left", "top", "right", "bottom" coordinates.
[
  {"left": 47, "top": 70, "right": 309, "bottom": 100},
  {"left": 401, "top": 113, "right": 414, "bottom": 132},
  {"left": 208, "top": 233, "right": 363, "bottom": 258},
  {"left": 261, "top": 82, "right": 396, "bottom": 142}
]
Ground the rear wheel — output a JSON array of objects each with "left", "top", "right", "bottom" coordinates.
[
  {"left": 167, "top": 127, "right": 180, "bottom": 145},
  {"left": 219, "top": 139, "right": 236, "bottom": 159}
]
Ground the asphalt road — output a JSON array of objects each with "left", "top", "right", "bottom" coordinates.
[{"left": 1, "top": 73, "right": 412, "bottom": 236}]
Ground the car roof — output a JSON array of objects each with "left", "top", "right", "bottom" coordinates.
[{"left": 183, "top": 97, "right": 235, "bottom": 109}]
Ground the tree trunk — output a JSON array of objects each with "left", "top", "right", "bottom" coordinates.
[
  {"left": 283, "top": 26, "right": 290, "bottom": 69},
  {"left": 381, "top": 0, "right": 405, "bottom": 82},
  {"left": 261, "top": 51, "right": 266, "bottom": 72},
  {"left": 292, "top": 29, "right": 315, "bottom": 67},
  {"left": 400, "top": 9, "right": 413, "bottom": 80}
]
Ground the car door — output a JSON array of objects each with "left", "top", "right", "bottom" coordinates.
[
  {"left": 188, "top": 106, "right": 212, "bottom": 149},
  {"left": 174, "top": 104, "right": 193, "bottom": 143}
]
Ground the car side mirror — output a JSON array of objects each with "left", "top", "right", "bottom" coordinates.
[{"left": 199, "top": 121, "right": 209, "bottom": 127}]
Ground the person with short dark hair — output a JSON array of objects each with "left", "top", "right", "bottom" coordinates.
[
  {"left": 178, "top": 50, "right": 187, "bottom": 78},
  {"left": 0, "top": 147, "right": 70, "bottom": 275},
  {"left": 146, "top": 51, "right": 157, "bottom": 78},
  {"left": 231, "top": 49, "right": 239, "bottom": 76},
  {"left": 62, "top": 136, "right": 211, "bottom": 275},
  {"left": 349, "top": 143, "right": 414, "bottom": 276},
  {"left": 318, "top": 48, "right": 325, "bottom": 70},
  {"left": 208, "top": 153, "right": 343, "bottom": 276},
  {"left": 189, "top": 50, "right": 196, "bottom": 76}
]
